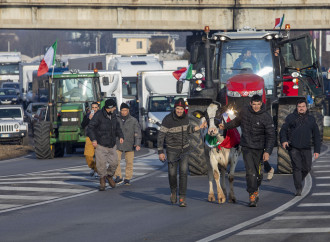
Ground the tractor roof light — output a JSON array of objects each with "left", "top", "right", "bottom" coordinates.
[
  {"left": 265, "top": 35, "right": 273, "bottom": 40},
  {"left": 285, "top": 24, "right": 291, "bottom": 30},
  {"left": 94, "top": 68, "right": 98, "bottom": 74},
  {"left": 204, "top": 26, "right": 210, "bottom": 34},
  {"left": 220, "top": 36, "right": 227, "bottom": 41}
]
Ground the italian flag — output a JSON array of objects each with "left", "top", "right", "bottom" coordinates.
[
  {"left": 37, "top": 40, "right": 57, "bottom": 76},
  {"left": 274, "top": 14, "right": 285, "bottom": 29},
  {"left": 172, "top": 64, "right": 193, "bottom": 81}
]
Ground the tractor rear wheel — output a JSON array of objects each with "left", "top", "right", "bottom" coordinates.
[
  {"left": 34, "top": 121, "right": 52, "bottom": 159},
  {"left": 276, "top": 104, "right": 296, "bottom": 174},
  {"left": 187, "top": 107, "right": 208, "bottom": 176}
]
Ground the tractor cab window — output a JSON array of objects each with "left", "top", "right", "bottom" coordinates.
[
  {"left": 280, "top": 34, "right": 323, "bottom": 96},
  {"left": 218, "top": 39, "right": 274, "bottom": 93},
  {"left": 57, "top": 78, "right": 95, "bottom": 102}
]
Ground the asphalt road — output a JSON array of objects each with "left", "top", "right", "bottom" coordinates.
[{"left": 0, "top": 142, "right": 329, "bottom": 242}]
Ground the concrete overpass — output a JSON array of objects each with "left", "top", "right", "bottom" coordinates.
[{"left": 0, "top": 0, "right": 330, "bottom": 31}]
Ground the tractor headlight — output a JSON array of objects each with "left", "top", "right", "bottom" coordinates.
[
  {"left": 71, "top": 118, "right": 78, "bottom": 122},
  {"left": 227, "top": 90, "right": 241, "bottom": 97},
  {"left": 62, "top": 118, "right": 69, "bottom": 122},
  {"left": 148, "top": 118, "right": 158, "bottom": 124},
  {"left": 249, "top": 89, "right": 263, "bottom": 97}
]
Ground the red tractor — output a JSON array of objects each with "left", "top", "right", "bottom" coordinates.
[{"left": 180, "top": 25, "right": 325, "bottom": 175}]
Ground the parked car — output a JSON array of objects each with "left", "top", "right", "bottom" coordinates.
[
  {"left": 31, "top": 107, "right": 47, "bottom": 135},
  {"left": 0, "top": 88, "right": 20, "bottom": 105},
  {"left": 25, "top": 102, "right": 47, "bottom": 124},
  {"left": 0, "top": 105, "right": 29, "bottom": 145},
  {"left": 1, "top": 82, "right": 20, "bottom": 95}
]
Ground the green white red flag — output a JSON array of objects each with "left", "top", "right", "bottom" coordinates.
[
  {"left": 37, "top": 40, "right": 57, "bottom": 76},
  {"left": 172, "top": 64, "right": 193, "bottom": 81},
  {"left": 274, "top": 14, "right": 285, "bottom": 29}
]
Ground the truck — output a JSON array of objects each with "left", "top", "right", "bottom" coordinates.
[
  {"left": 179, "top": 25, "right": 325, "bottom": 175},
  {"left": 97, "top": 70, "right": 122, "bottom": 107},
  {"left": 32, "top": 69, "right": 103, "bottom": 159},
  {"left": 69, "top": 54, "right": 163, "bottom": 103},
  {"left": 161, "top": 60, "right": 188, "bottom": 70},
  {"left": 19, "top": 62, "right": 40, "bottom": 108},
  {"left": 0, "top": 105, "right": 29, "bottom": 145},
  {"left": 0, "top": 52, "right": 21, "bottom": 86},
  {"left": 137, "top": 70, "right": 189, "bottom": 148}
]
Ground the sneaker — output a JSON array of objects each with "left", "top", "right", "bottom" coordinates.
[
  {"left": 179, "top": 198, "right": 187, "bottom": 207},
  {"left": 114, "top": 176, "right": 123, "bottom": 184},
  {"left": 295, "top": 189, "right": 302, "bottom": 196},
  {"left": 93, "top": 172, "right": 99, "bottom": 178},
  {"left": 124, "top": 179, "right": 131, "bottom": 185},
  {"left": 253, "top": 189, "right": 259, "bottom": 203},
  {"left": 89, "top": 169, "right": 95, "bottom": 177},
  {"left": 170, "top": 192, "right": 177, "bottom": 204},
  {"left": 248, "top": 193, "right": 257, "bottom": 207},
  {"left": 267, "top": 167, "right": 274, "bottom": 180}
]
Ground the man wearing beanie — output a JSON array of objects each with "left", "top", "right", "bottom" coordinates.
[
  {"left": 158, "top": 98, "right": 207, "bottom": 207},
  {"left": 88, "top": 99, "right": 124, "bottom": 191},
  {"left": 114, "top": 102, "right": 142, "bottom": 185}
]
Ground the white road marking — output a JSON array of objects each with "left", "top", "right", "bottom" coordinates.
[
  {"left": 314, "top": 170, "right": 330, "bottom": 173},
  {"left": 196, "top": 174, "right": 313, "bottom": 242},
  {"left": 273, "top": 215, "right": 330, "bottom": 220},
  {"left": 316, "top": 184, "right": 330, "bottom": 186},
  {"left": 312, "top": 192, "right": 330, "bottom": 196},
  {"left": 313, "top": 165, "right": 330, "bottom": 168},
  {"left": 0, "top": 186, "right": 88, "bottom": 193},
  {"left": 0, "top": 180, "right": 98, "bottom": 186},
  {"left": 0, "top": 195, "right": 58, "bottom": 200},
  {"left": 298, "top": 203, "right": 330, "bottom": 207},
  {"left": 237, "top": 228, "right": 330, "bottom": 235},
  {"left": 315, "top": 176, "right": 330, "bottom": 179},
  {"left": 0, "top": 204, "right": 18, "bottom": 209}
]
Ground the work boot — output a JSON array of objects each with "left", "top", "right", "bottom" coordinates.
[
  {"left": 179, "top": 197, "right": 187, "bottom": 207},
  {"left": 170, "top": 191, "right": 177, "bottom": 204},
  {"left": 124, "top": 179, "right": 131, "bottom": 186},
  {"left": 248, "top": 193, "right": 257, "bottom": 207},
  {"left": 106, "top": 175, "right": 116, "bottom": 188},
  {"left": 99, "top": 177, "right": 106, "bottom": 191},
  {"left": 267, "top": 167, "right": 275, "bottom": 180}
]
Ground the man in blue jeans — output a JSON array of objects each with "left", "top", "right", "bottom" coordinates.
[{"left": 157, "top": 98, "right": 206, "bottom": 207}]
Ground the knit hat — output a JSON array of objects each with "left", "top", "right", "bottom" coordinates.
[
  {"left": 105, "top": 99, "right": 116, "bottom": 109},
  {"left": 174, "top": 98, "right": 186, "bottom": 109},
  {"left": 120, "top": 102, "right": 130, "bottom": 110}
]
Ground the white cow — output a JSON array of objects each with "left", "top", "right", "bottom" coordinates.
[{"left": 196, "top": 102, "right": 241, "bottom": 204}]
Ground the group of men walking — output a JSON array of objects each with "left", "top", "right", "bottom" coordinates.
[
  {"left": 83, "top": 99, "right": 141, "bottom": 191},
  {"left": 82, "top": 95, "right": 321, "bottom": 208}
]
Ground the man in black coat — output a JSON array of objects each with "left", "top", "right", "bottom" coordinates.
[
  {"left": 220, "top": 94, "right": 275, "bottom": 207},
  {"left": 280, "top": 99, "right": 321, "bottom": 196},
  {"left": 88, "top": 99, "right": 124, "bottom": 191}
]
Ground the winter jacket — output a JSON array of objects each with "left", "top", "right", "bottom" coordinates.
[
  {"left": 88, "top": 108, "right": 124, "bottom": 148},
  {"left": 157, "top": 111, "right": 195, "bottom": 155},
  {"left": 116, "top": 114, "right": 142, "bottom": 152},
  {"left": 280, "top": 109, "right": 321, "bottom": 153},
  {"left": 81, "top": 112, "right": 91, "bottom": 136},
  {"left": 224, "top": 104, "right": 275, "bottom": 154}
]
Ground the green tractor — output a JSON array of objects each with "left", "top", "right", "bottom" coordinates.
[{"left": 33, "top": 69, "right": 103, "bottom": 159}]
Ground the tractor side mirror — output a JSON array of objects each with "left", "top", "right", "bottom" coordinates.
[
  {"left": 176, "top": 81, "right": 183, "bottom": 94},
  {"left": 190, "top": 45, "right": 199, "bottom": 64},
  {"left": 292, "top": 44, "right": 302, "bottom": 61},
  {"left": 103, "top": 77, "right": 109, "bottom": 86}
]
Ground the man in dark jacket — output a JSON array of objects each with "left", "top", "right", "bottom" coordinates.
[
  {"left": 158, "top": 98, "right": 206, "bottom": 207},
  {"left": 280, "top": 99, "right": 321, "bottom": 196},
  {"left": 220, "top": 94, "right": 275, "bottom": 207},
  {"left": 114, "top": 102, "right": 142, "bottom": 185},
  {"left": 88, "top": 99, "right": 124, "bottom": 191}
]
